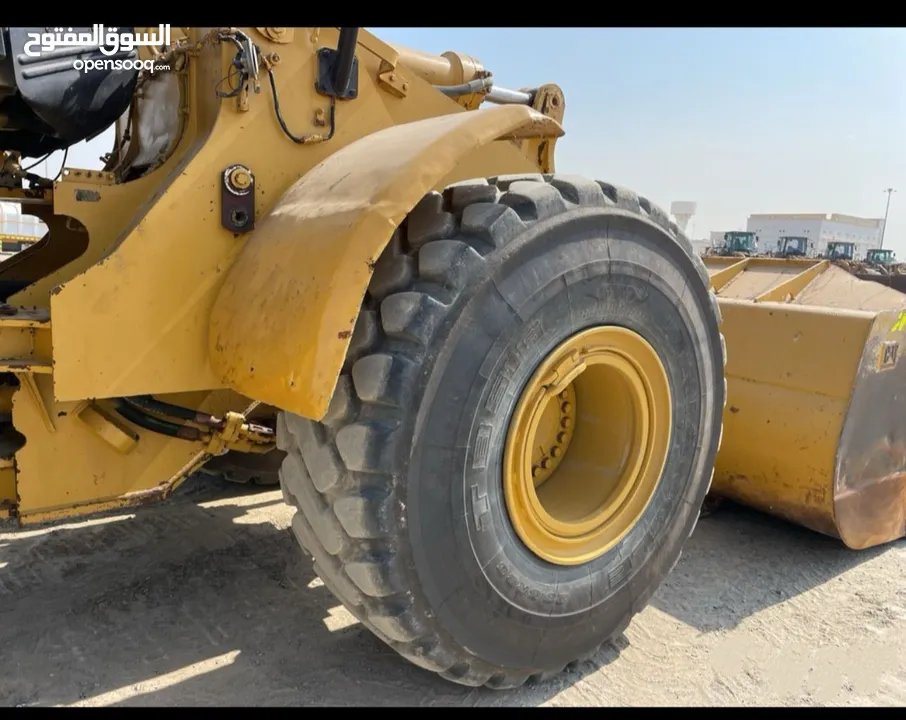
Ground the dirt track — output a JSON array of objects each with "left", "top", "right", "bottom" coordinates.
[{"left": 1, "top": 475, "right": 904, "bottom": 707}]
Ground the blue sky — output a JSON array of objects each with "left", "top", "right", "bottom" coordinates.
[{"left": 60, "top": 27, "right": 906, "bottom": 252}]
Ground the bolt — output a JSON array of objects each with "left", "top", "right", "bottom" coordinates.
[
  {"left": 558, "top": 390, "right": 568, "bottom": 400},
  {"left": 531, "top": 466, "right": 539, "bottom": 479},
  {"left": 402, "top": 82, "right": 409, "bottom": 91},
  {"left": 560, "top": 417, "right": 572, "bottom": 429},
  {"left": 540, "top": 457, "right": 551, "bottom": 470},
  {"left": 389, "top": 73, "right": 396, "bottom": 82},
  {"left": 560, "top": 402, "right": 571, "bottom": 413},
  {"left": 551, "top": 446, "right": 562, "bottom": 459},
  {"left": 269, "top": 52, "right": 281, "bottom": 65},
  {"left": 557, "top": 432, "right": 568, "bottom": 443},
  {"left": 235, "top": 171, "right": 251, "bottom": 188},
  {"left": 229, "top": 167, "right": 251, "bottom": 191}
]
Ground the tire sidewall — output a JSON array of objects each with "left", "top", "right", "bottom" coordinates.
[{"left": 405, "top": 210, "right": 722, "bottom": 668}]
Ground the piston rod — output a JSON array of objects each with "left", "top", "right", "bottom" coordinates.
[{"left": 485, "top": 86, "right": 534, "bottom": 105}]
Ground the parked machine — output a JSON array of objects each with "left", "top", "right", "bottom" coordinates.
[
  {"left": 866, "top": 248, "right": 897, "bottom": 266},
  {"left": 823, "top": 241, "right": 855, "bottom": 261},
  {"left": 718, "top": 231, "right": 757, "bottom": 257},
  {"left": 821, "top": 245, "right": 906, "bottom": 294},
  {"left": 778, "top": 235, "right": 810, "bottom": 258},
  {"left": 0, "top": 26, "right": 902, "bottom": 689}
]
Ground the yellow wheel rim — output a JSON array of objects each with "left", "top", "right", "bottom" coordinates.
[{"left": 503, "top": 326, "right": 672, "bottom": 566}]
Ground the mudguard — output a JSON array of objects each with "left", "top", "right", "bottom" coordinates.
[{"left": 208, "top": 104, "right": 563, "bottom": 419}]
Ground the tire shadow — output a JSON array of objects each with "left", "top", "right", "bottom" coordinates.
[
  {"left": 650, "top": 500, "right": 895, "bottom": 633},
  {"left": 0, "top": 475, "right": 616, "bottom": 707}
]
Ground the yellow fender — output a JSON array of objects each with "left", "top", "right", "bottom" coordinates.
[{"left": 209, "top": 104, "right": 563, "bottom": 420}]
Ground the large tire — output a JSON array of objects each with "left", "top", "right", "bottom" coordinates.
[{"left": 278, "top": 174, "right": 726, "bottom": 689}]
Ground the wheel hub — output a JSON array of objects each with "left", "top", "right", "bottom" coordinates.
[
  {"left": 503, "top": 326, "right": 673, "bottom": 566},
  {"left": 529, "top": 384, "right": 576, "bottom": 488}
]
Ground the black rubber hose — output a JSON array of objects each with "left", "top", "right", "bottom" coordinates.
[
  {"left": 113, "top": 400, "right": 204, "bottom": 441},
  {"left": 124, "top": 395, "right": 218, "bottom": 427}
]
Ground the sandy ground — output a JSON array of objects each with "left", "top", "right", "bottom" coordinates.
[{"left": 0, "top": 475, "right": 904, "bottom": 707}]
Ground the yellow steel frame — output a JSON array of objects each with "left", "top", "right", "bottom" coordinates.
[
  {"left": 209, "top": 105, "right": 561, "bottom": 418},
  {"left": 0, "top": 28, "right": 563, "bottom": 522}
]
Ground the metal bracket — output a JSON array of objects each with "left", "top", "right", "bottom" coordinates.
[
  {"left": 377, "top": 62, "right": 409, "bottom": 99},
  {"left": 255, "top": 27, "right": 294, "bottom": 44},
  {"left": 221, "top": 164, "right": 255, "bottom": 234},
  {"left": 315, "top": 47, "right": 359, "bottom": 99},
  {"left": 204, "top": 411, "right": 275, "bottom": 456}
]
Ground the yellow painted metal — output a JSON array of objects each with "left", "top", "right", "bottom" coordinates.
[
  {"left": 753, "top": 259, "right": 830, "bottom": 303},
  {"left": 391, "top": 43, "right": 486, "bottom": 87},
  {"left": 19, "top": 373, "right": 54, "bottom": 433},
  {"left": 0, "top": 28, "right": 565, "bottom": 523},
  {"left": 42, "top": 28, "right": 559, "bottom": 406},
  {"left": 0, "top": 463, "right": 14, "bottom": 511},
  {"left": 0, "top": 361, "right": 51, "bottom": 374},
  {"left": 503, "top": 327, "right": 673, "bottom": 566},
  {"left": 0, "top": 380, "right": 15, "bottom": 517},
  {"left": 0, "top": 307, "right": 51, "bottom": 367},
  {"left": 75, "top": 403, "right": 140, "bottom": 454},
  {"left": 12, "top": 384, "right": 255, "bottom": 524},
  {"left": 705, "top": 256, "right": 906, "bottom": 548},
  {"left": 0, "top": 302, "right": 261, "bottom": 523},
  {"left": 210, "top": 105, "right": 562, "bottom": 418}
]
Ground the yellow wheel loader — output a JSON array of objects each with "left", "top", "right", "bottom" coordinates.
[{"left": 0, "top": 27, "right": 900, "bottom": 689}]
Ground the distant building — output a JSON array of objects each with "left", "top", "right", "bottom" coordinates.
[
  {"left": 690, "top": 238, "right": 711, "bottom": 256},
  {"left": 745, "top": 213, "right": 883, "bottom": 260},
  {"left": 0, "top": 201, "right": 46, "bottom": 256},
  {"left": 709, "top": 230, "right": 734, "bottom": 249}
]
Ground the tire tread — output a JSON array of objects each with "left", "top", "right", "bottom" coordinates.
[{"left": 279, "top": 174, "right": 727, "bottom": 688}]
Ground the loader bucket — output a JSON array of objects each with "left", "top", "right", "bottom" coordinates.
[
  {"left": 705, "top": 256, "right": 906, "bottom": 549},
  {"left": 851, "top": 271, "right": 906, "bottom": 295}
]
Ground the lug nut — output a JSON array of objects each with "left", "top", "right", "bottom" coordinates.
[
  {"left": 560, "top": 402, "right": 571, "bottom": 413},
  {"left": 540, "top": 457, "right": 551, "bottom": 470},
  {"left": 558, "top": 390, "right": 569, "bottom": 400},
  {"left": 557, "top": 432, "right": 568, "bottom": 443},
  {"left": 560, "top": 417, "right": 572, "bottom": 429},
  {"left": 531, "top": 466, "right": 539, "bottom": 478},
  {"left": 551, "top": 446, "right": 562, "bottom": 459}
]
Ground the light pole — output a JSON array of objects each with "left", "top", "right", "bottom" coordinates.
[{"left": 880, "top": 187, "right": 896, "bottom": 249}]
